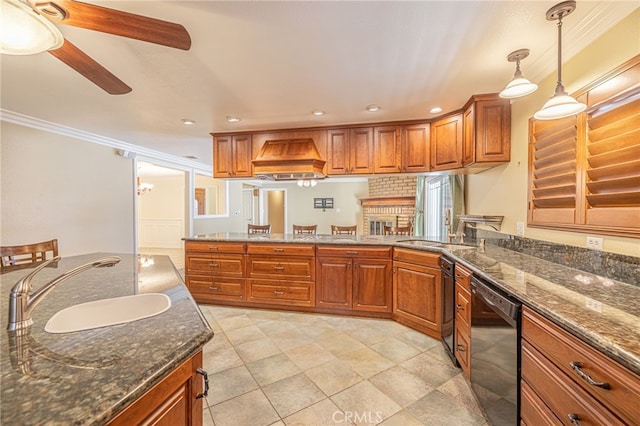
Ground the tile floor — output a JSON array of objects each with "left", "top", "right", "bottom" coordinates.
[{"left": 198, "top": 305, "right": 490, "bottom": 426}]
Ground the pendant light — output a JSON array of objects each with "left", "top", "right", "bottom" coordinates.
[
  {"left": 534, "top": 1, "right": 586, "bottom": 120},
  {"left": 0, "top": 0, "right": 64, "bottom": 55},
  {"left": 499, "top": 49, "right": 538, "bottom": 99}
]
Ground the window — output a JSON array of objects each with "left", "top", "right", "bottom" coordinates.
[
  {"left": 194, "top": 174, "right": 228, "bottom": 217},
  {"left": 424, "top": 176, "right": 452, "bottom": 240}
]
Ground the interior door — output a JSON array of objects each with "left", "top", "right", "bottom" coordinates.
[{"left": 242, "top": 189, "right": 254, "bottom": 229}]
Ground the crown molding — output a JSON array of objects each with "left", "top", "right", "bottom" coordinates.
[{"left": 0, "top": 108, "right": 212, "bottom": 175}]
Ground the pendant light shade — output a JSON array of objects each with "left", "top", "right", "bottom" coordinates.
[
  {"left": 534, "top": 1, "right": 586, "bottom": 120},
  {"left": 0, "top": 0, "right": 64, "bottom": 55},
  {"left": 499, "top": 49, "right": 538, "bottom": 99}
]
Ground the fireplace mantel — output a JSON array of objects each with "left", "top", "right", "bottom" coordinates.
[{"left": 360, "top": 196, "right": 416, "bottom": 207}]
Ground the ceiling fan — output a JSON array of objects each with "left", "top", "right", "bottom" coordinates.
[{"left": 1, "top": 0, "right": 191, "bottom": 94}]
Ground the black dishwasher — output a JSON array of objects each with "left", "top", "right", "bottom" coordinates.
[
  {"left": 470, "top": 276, "right": 521, "bottom": 426},
  {"left": 439, "top": 256, "right": 457, "bottom": 366}
]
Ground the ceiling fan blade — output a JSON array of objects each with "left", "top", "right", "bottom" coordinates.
[
  {"left": 48, "top": 40, "right": 132, "bottom": 95},
  {"left": 36, "top": 0, "right": 191, "bottom": 50}
]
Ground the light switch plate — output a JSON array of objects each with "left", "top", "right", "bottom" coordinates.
[{"left": 516, "top": 222, "right": 525, "bottom": 236}]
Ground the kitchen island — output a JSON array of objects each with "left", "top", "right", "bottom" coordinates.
[{"left": 0, "top": 253, "right": 214, "bottom": 425}]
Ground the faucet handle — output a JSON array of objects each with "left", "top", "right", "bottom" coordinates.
[{"left": 10, "top": 256, "right": 61, "bottom": 295}]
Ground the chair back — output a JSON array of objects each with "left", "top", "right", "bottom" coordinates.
[
  {"left": 248, "top": 224, "right": 271, "bottom": 234},
  {"left": 331, "top": 225, "right": 357, "bottom": 235},
  {"left": 1, "top": 239, "right": 59, "bottom": 270},
  {"left": 293, "top": 224, "right": 317, "bottom": 234},
  {"left": 383, "top": 225, "right": 411, "bottom": 236}
]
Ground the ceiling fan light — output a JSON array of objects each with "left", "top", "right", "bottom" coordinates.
[
  {"left": 0, "top": 0, "right": 64, "bottom": 55},
  {"left": 534, "top": 92, "right": 586, "bottom": 120},
  {"left": 499, "top": 77, "right": 538, "bottom": 99}
]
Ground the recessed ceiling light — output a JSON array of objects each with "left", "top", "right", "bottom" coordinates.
[
  {"left": 181, "top": 118, "right": 196, "bottom": 125},
  {"left": 312, "top": 110, "right": 325, "bottom": 116},
  {"left": 365, "top": 104, "right": 381, "bottom": 112},
  {"left": 430, "top": 107, "right": 443, "bottom": 114},
  {"left": 226, "top": 116, "right": 241, "bottom": 123}
]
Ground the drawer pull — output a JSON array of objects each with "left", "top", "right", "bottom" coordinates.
[
  {"left": 208, "top": 246, "right": 218, "bottom": 250},
  {"left": 456, "top": 304, "right": 464, "bottom": 310},
  {"left": 273, "top": 266, "right": 285, "bottom": 271},
  {"left": 195, "top": 368, "right": 209, "bottom": 399},
  {"left": 209, "top": 263, "right": 219, "bottom": 267},
  {"left": 569, "top": 361, "right": 611, "bottom": 390},
  {"left": 346, "top": 251, "right": 358, "bottom": 255},
  {"left": 456, "top": 344, "right": 466, "bottom": 352},
  {"left": 273, "top": 248, "right": 284, "bottom": 252},
  {"left": 568, "top": 413, "right": 581, "bottom": 426},
  {"left": 273, "top": 290, "right": 285, "bottom": 295},
  {"left": 209, "top": 286, "right": 220, "bottom": 291}
]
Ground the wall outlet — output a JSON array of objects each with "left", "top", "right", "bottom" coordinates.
[
  {"left": 586, "top": 236, "right": 603, "bottom": 250},
  {"left": 515, "top": 270, "right": 525, "bottom": 284},
  {"left": 516, "top": 222, "right": 525, "bottom": 236},
  {"left": 585, "top": 297, "right": 603, "bottom": 313}
]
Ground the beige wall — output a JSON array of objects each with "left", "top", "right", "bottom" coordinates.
[
  {"left": 1, "top": 122, "right": 135, "bottom": 256},
  {"left": 138, "top": 174, "right": 186, "bottom": 221},
  {"left": 192, "top": 180, "right": 246, "bottom": 235},
  {"left": 466, "top": 10, "right": 640, "bottom": 256}
]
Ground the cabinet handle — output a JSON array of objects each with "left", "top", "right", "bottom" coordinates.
[
  {"left": 273, "top": 266, "right": 285, "bottom": 271},
  {"left": 209, "top": 263, "right": 219, "bottom": 268},
  {"left": 273, "top": 248, "right": 284, "bottom": 252},
  {"left": 568, "top": 414, "right": 581, "bottom": 426},
  {"left": 195, "top": 368, "right": 209, "bottom": 399},
  {"left": 569, "top": 361, "right": 611, "bottom": 390},
  {"left": 208, "top": 246, "right": 218, "bottom": 251},
  {"left": 273, "top": 290, "right": 285, "bottom": 295},
  {"left": 209, "top": 286, "right": 220, "bottom": 291},
  {"left": 346, "top": 251, "right": 358, "bottom": 255},
  {"left": 456, "top": 304, "right": 464, "bottom": 311},
  {"left": 456, "top": 344, "right": 466, "bottom": 352}
]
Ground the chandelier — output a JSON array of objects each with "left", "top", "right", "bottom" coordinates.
[{"left": 137, "top": 177, "right": 154, "bottom": 195}]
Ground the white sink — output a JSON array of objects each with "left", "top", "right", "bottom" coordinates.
[{"left": 44, "top": 293, "right": 171, "bottom": 333}]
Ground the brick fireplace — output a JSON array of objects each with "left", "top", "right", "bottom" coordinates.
[{"left": 361, "top": 176, "right": 417, "bottom": 235}]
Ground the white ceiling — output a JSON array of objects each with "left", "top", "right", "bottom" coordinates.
[{"left": 1, "top": 1, "right": 637, "bottom": 167}]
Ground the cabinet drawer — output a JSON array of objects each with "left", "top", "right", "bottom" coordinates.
[
  {"left": 247, "top": 244, "right": 314, "bottom": 256},
  {"left": 317, "top": 245, "right": 391, "bottom": 258},
  {"left": 247, "top": 257, "right": 314, "bottom": 280},
  {"left": 187, "top": 276, "right": 245, "bottom": 300},
  {"left": 522, "top": 308, "right": 640, "bottom": 424},
  {"left": 522, "top": 342, "right": 623, "bottom": 426},
  {"left": 185, "top": 241, "right": 245, "bottom": 253},
  {"left": 454, "top": 263, "right": 472, "bottom": 291},
  {"left": 392, "top": 247, "right": 439, "bottom": 266},
  {"left": 455, "top": 283, "right": 471, "bottom": 330},
  {"left": 248, "top": 279, "right": 313, "bottom": 306},
  {"left": 521, "top": 381, "right": 562, "bottom": 425},
  {"left": 186, "top": 254, "right": 244, "bottom": 275},
  {"left": 455, "top": 324, "right": 470, "bottom": 378}
]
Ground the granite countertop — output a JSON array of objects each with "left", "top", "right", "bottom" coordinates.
[
  {"left": 186, "top": 233, "right": 640, "bottom": 375},
  {"left": 0, "top": 253, "right": 214, "bottom": 425}
]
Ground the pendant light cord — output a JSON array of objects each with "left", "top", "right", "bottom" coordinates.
[{"left": 555, "top": 14, "right": 565, "bottom": 95}]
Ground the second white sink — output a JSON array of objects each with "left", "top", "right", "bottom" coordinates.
[{"left": 44, "top": 293, "right": 171, "bottom": 333}]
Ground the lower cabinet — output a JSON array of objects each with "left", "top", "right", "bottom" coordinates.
[
  {"left": 454, "top": 263, "right": 472, "bottom": 379},
  {"left": 316, "top": 246, "right": 392, "bottom": 315},
  {"left": 392, "top": 248, "right": 442, "bottom": 339},
  {"left": 521, "top": 307, "right": 640, "bottom": 426},
  {"left": 108, "top": 350, "right": 205, "bottom": 426}
]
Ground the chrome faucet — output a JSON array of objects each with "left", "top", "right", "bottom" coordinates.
[
  {"left": 7, "top": 256, "right": 121, "bottom": 334},
  {"left": 445, "top": 209, "right": 466, "bottom": 244}
]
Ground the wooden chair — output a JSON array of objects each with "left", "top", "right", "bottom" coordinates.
[
  {"left": 1, "top": 239, "right": 59, "bottom": 270},
  {"left": 293, "top": 224, "right": 317, "bottom": 234},
  {"left": 331, "top": 225, "right": 357, "bottom": 235},
  {"left": 383, "top": 225, "right": 411, "bottom": 236},
  {"left": 248, "top": 224, "right": 271, "bottom": 234}
]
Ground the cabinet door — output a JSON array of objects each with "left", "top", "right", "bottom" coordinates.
[
  {"left": 231, "top": 135, "right": 253, "bottom": 177},
  {"left": 353, "top": 258, "right": 392, "bottom": 313},
  {"left": 327, "top": 129, "right": 350, "bottom": 175},
  {"left": 462, "top": 104, "right": 475, "bottom": 166},
  {"left": 316, "top": 257, "right": 352, "bottom": 310},
  {"left": 373, "top": 126, "right": 401, "bottom": 173},
  {"left": 475, "top": 98, "right": 510, "bottom": 163},
  {"left": 430, "top": 114, "right": 463, "bottom": 171},
  {"left": 393, "top": 261, "right": 441, "bottom": 335},
  {"left": 402, "top": 123, "right": 430, "bottom": 172},
  {"left": 213, "top": 136, "right": 234, "bottom": 178},
  {"left": 349, "top": 127, "right": 374, "bottom": 174}
]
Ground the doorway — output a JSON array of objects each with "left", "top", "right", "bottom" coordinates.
[{"left": 261, "top": 188, "right": 286, "bottom": 233}]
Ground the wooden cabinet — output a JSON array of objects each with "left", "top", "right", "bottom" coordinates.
[
  {"left": 247, "top": 244, "right": 315, "bottom": 307},
  {"left": 392, "top": 248, "right": 441, "bottom": 339},
  {"left": 327, "top": 128, "right": 374, "bottom": 175},
  {"left": 401, "top": 123, "right": 430, "bottom": 173},
  {"left": 528, "top": 55, "right": 640, "bottom": 237},
  {"left": 108, "top": 350, "right": 205, "bottom": 426},
  {"left": 373, "top": 126, "right": 401, "bottom": 173},
  {"left": 185, "top": 241, "right": 246, "bottom": 303},
  {"left": 462, "top": 95, "right": 511, "bottom": 166},
  {"left": 521, "top": 307, "right": 640, "bottom": 426},
  {"left": 316, "top": 246, "right": 392, "bottom": 315},
  {"left": 430, "top": 113, "right": 463, "bottom": 171},
  {"left": 454, "top": 263, "right": 472, "bottom": 379},
  {"left": 213, "top": 134, "right": 252, "bottom": 178}
]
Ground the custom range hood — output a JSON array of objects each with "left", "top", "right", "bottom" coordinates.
[{"left": 252, "top": 138, "right": 326, "bottom": 180}]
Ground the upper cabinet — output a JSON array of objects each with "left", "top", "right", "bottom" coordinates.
[
  {"left": 528, "top": 54, "right": 640, "bottom": 237},
  {"left": 373, "top": 126, "right": 401, "bottom": 173},
  {"left": 463, "top": 96, "right": 511, "bottom": 166},
  {"left": 327, "top": 127, "right": 374, "bottom": 175},
  {"left": 401, "top": 123, "right": 430, "bottom": 173},
  {"left": 213, "top": 134, "right": 253, "bottom": 178},
  {"left": 431, "top": 113, "right": 463, "bottom": 171}
]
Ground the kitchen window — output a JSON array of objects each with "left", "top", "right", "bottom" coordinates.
[{"left": 424, "top": 176, "right": 452, "bottom": 240}]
